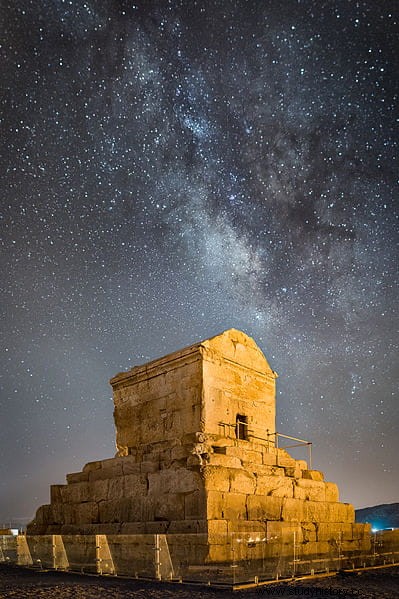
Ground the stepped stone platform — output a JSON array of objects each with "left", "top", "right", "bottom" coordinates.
[{"left": 28, "top": 329, "right": 370, "bottom": 564}]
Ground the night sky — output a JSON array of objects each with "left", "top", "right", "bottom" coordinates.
[{"left": 1, "top": 1, "right": 398, "bottom": 526}]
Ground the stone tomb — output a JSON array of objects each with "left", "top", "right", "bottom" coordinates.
[{"left": 28, "top": 329, "right": 370, "bottom": 565}]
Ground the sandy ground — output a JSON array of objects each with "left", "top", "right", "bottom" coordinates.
[{"left": 0, "top": 564, "right": 398, "bottom": 599}]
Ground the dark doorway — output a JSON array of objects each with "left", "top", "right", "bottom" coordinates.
[{"left": 236, "top": 414, "right": 248, "bottom": 440}]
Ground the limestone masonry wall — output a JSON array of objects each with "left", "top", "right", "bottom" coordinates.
[{"left": 27, "top": 329, "right": 371, "bottom": 563}]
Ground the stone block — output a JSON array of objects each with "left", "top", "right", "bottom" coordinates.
[
  {"left": 296, "top": 460, "right": 308, "bottom": 471},
  {"left": 317, "top": 523, "right": 353, "bottom": 542},
  {"left": 276, "top": 453, "right": 296, "bottom": 469},
  {"left": 284, "top": 467, "right": 296, "bottom": 477},
  {"left": 225, "top": 446, "right": 262, "bottom": 465},
  {"left": 207, "top": 519, "right": 228, "bottom": 544},
  {"left": 281, "top": 497, "right": 305, "bottom": 522},
  {"left": 89, "top": 479, "right": 109, "bottom": 502},
  {"left": 34, "top": 504, "right": 52, "bottom": 525},
  {"left": 202, "top": 465, "right": 230, "bottom": 492},
  {"left": 66, "top": 471, "right": 89, "bottom": 484},
  {"left": 74, "top": 502, "right": 99, "bottom": 524},
  {"left": 82, "top": 460, "right": 102, "bottom": 473},
  {"left": 60, "top": 482, "right": 90, "bottom": 504},
  {"left": 325, "top": 482, "right": 339, "bottom": 502},
  {"left": 223, "top": 492, "right": 247, "bottom": 521},
  {"left": 206, "top": 490, "right": 224, "bottom": 520},
  {"left": 89, "top": 461, "right": 123, "bottom": 481},
  {"left": 352, "top": 522, "right": 371, "bottom": 540},
  {"left": 168, "top": 519, "right": 206, "bottom": 534},
  {"left": 346, "top": 503, "right": 355, "bottom": 522},
  {"left": 270, "top": 467, "right": 286, "bottom": 477},
  {"left": 250, "top": 463, "right": 275, "bottom": 477},
  {"left": 50, "top": 485, "right": 64, "bottom": 503},
  {"left": 255, "top": 475, "right": 293, "bottom": 497},
  {"left": 286, "top": 462, "right": 308, "bottom": 479},
  {"left": 185, "top": 489, "right": 206, "bottom": 519},
  {"left": 304, "top": 501, "right": 353, "bottom": 523},
  {"left": 247, "top": 495, "right": 283, "bottom": 521},
  {"left": 148, "top": 468, "right": 201, "bottom": 496},
  {"left": 140, "top": 461, "right": 159, "bottom": 473},
  {"left": 303, "top": 501, "right": 326, "bottom": 522},
  {"left": 99, "top": 498, "right": 133, "bottom": 523},
  {"left": 153, "top": 493, "right": 185, "bottom": 521},
  {"left": 303, "top": 470, "right": 324, "bottom": 482},
  {"left": 62, "top": 504, "right": 77, "bottom": 525},
  {"left": 208, "top": 454, "right": 242, "bottom": 469},
  {"left": 301, "top": 522, "right": 317, "bottom": 543},
  {"left": 51, "top": 503, "right": 64, "bottom": 524},
  {"left": 119, "top": 522, "right": 147, "bottom": 534},
  {"left": 262, "top": 451, "right": 278, "bottom": 466},
  {"left": 229, "top": 469, "right": 256, "bottom": 494},
  {"left": 121, "top": 456, "right": 140, "bottom": 475},
  {"left": 107, "top": 476, "right": 125, "bottom": 500},
  {"left": 124, "top": 473, "right": 148, "bottom": 497},
  {"left": 294, "top": 479, "right": 326, "bottom": 502}
]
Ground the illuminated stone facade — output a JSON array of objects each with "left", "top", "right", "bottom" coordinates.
[{"left": 28, "top": 329, "right": 370, "bottom": 563}]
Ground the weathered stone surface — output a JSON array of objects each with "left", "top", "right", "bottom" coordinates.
[
  {"left": 304, "top": 501, "right": 353, "bottom": 523},
  {"left": 74, "top": 502, "right": 99, "bottom": 524},
  {"left": 325, "top": 482, "right": 339, "bottom": 502},
  {"left": 281, "top": 498, "right": 305, "bottom": 522},
  {"left": 89, "top": 479, "right": 109, "bottom": 502},
  {"left": 294, "top": 479, "right": 326, "bottom": 502},
  {"left": 184, "top": 489, "right": 206, "bottom": 519},
  {"left": 303, "top": 470, "right": 324, "bottom": 482},
  {"left": 121, "top": 457, "right": 140, "bottom": 475},
  {"left": 301, "top": 521, "right": 317, "bottom": 543},
  {"left": 153, "top": 493, "right": 185, "bottom": 521},
  {"left": 352, "top": 522, "right": 371, "bottom": 539},
  {"left": 255, "top": 475, "right": 293, "bottom": 497},
  {"left": 276, "top": 451, "right": 296, "bottom": 469},
  {"left": 247, "top": 495, "right": 283, "bottom": 521},
  {"left": 60, "top": 482, "right": 90, "bottom": 504},
  {"left": 202, "top": 466, "right": 230, "bottom": 492},
  {"left": 66, "top": 471, "right": 89, "bottom": 484},
  {"left": 99, "top": 498, "right": 134, "bottom": 523},
  {"left": 89, "top": 461, "right": 123, "bottom": 481},
  {"left": 124, "top": 474, "right": 147, "bottom": 498},
  {"left": 82, "top": 460, "right": 102, "bottom": 473},
  {"left": 50, "top": 485, "right": 64, "bottom": 503},
  {"left": 317, "top": 522, "right": 353, "bottom": 542},
  {"left": 223, "top": 493, "right": 247, "bottom": 521},
  {"left": 208, "top": 454, "right": 242, "bottom": 469},
  {"left": 225, "top": 445, "right": 263, "bottom": 465},
  {"left": 229, "top": 468, "right": 256, "bottom": 494}
]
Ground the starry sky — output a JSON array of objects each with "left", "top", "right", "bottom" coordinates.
[{"left": 1, "top": 0, "right": 398, "bottom": 525}]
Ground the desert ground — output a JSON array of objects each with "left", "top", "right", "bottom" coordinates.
[{"left": 0, "top": 564, "right": 398, "bottom": 599}]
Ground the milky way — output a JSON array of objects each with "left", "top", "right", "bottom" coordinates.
[{"left": 1, "top": 1, "right": 398, "bottom": 524}]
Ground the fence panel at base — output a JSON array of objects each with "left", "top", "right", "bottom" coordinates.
[
  {"left": 25, "top": 535, "right": 54, "bottom": 568},
  {"left": 0, "top": 536, "right": 17, "bottom": 563},
  {"left": 62, "top": 535, "right": 96, "bottom": 572},
  {"left": 17, "top": 535, "right": 33, "bottom": 566},
  {"left": 101, "top": 535, "right": 157, "bottom": 578},
  {"left": 53, "top": 535, "right": 69, "bottom": 570},
  {"left": 1, "top": 531, "right": 398, "bottom": 585}
]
